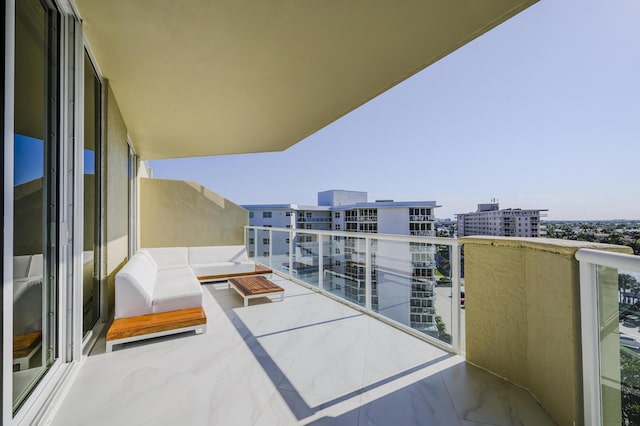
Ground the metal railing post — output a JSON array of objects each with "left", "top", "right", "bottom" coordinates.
[
  {"left": 450, "top": 241, "right": 461, "bottom": 354},
  {"left": 288, "top": 230, "right": 294, "bottom": 279},
  {"left": 268, "top": 229, "right": 273, "bottom": 268},
  {"left": 578, "top": 257, "right": 602, "bottom": 426},
  {"left": 318, "top": 234, "right": 324, "bottom": 290}
]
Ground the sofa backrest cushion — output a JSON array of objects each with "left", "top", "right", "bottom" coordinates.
[
  {"left": 28, "top": 254, "right": 43, "bottom": 278},
  {"left": 188, "top": 245, "right": 248, "bottom": 265},
  {"left": 137, "top": 249, "right": 158, "bottom": 268},
  {"left": 115, "top": 253, "right": 158, "bottom": 318},
  {"left": 142, "top": 247, "right": 189, "bottom": 268},
  {"left": 13, "top": 256, "right": 32, "bottom": 279}
]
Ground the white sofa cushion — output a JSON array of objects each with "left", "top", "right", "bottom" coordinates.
[
  {"left": 115, "top": 253, "right": 158, "bottom": 318},
  {"left": 13, "top": 256, "right": 32, "bottom": 278},
  {"left": 142, "top": 247, "right": 189, "bottom": 270},
  {"left": 153, "top": 267, "right": 203, "bottom": 314},
  {"left": 28, "top": 254, "right": 43, "bottom": 277},
  {"left": 13, "top": 277, "right": 43, "bottom": 333}
]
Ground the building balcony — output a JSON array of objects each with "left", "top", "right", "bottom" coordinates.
[
  {"left": 52, "top": 274, "right": 554, "bottom": 426},
  {"left": 409, "top": 230, "right": 436, "bottom": 237},
  {"left": 409, "top": 215, "right": 435, "bottom": 222},
  {"left": 43, "top": 225, "right": 639, "bottom": 426},
  {"left": 297, "top": 217, "right": 332, "bottom": 223}
]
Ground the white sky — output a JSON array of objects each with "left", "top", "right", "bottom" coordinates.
[{"left": 151, "top": 0, "right": 640, "bottom": 220}]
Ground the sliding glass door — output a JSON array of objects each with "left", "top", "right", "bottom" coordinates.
[
  {"left": 13, "top": 0, "right": 60, "bottom": 411},
  {"left": 83, "top": 51, "right": 101, "bottom": 336}
]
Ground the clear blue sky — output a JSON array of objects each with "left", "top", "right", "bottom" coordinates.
[{"left": 150, "top": 0, "right": 640, "bottom": 221}]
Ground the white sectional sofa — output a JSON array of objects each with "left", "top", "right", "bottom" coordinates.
[
  {"left": 110, "top": 245, "right": 257, "bottom": 351},
  {"left": 115, "top": 249, "right": 203, "bottom": 319}
]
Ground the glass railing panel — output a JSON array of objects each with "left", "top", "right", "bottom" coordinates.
[
  {"left": 371, "top": 238, "right": 416, "bottom": 329},
  {"left": 372, "top": 239, "right": 453, "bottom": 345},
  {"left": 245, "top": 227, "right": 254, "bottom": 259},
  {"left": 603, "top": 266, "right": 640, "bottom": 425},
  {"left": 325, "top": 235, "right": 367, "bottom": 307},
  {"left": 255, "top": 228, "right": 271, "bottom": 267},
  {"left": 291, "top": 232, "right": 319, "bottom": 287},
  {"left": 269, "top": 229, "right": 291, "bottom": 275}
]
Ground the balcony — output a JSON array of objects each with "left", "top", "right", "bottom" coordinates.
[
  {"left": 409, "top": 230, "right": 436, "bottom": 237},
  {"left": 297, "top": 217, "right": 332, "bottom": 223},
  {"left": 51, "top": 274, "right": 554, "bottom": 425},
  {"left": 409, "top": 215, "right": 435, "bottom": 222}
]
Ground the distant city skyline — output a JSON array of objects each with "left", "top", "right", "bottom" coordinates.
[{"left": 150, "top": 0, "right": 640, "bottom": 221}]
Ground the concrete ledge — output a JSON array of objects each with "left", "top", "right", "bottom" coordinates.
[{"left": 460, "top": 236, "right": 632, "bottom": 425}]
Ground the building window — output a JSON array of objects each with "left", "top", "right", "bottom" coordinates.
[
  {"left": 263, "top": 238, "right": 270, "bottom": 244},
  {"left": 249, "top": 251, "right": 255, "bottom": 257},
  {"left": 249, "top": 211, "right": 254, "bottom": 218},
  {"left": 285, "top": 211, "right": 291, "bottom": 216},
  {"left": 249, "top": 238, "right": 254, "bottom": 244},
  {"left": 334, "top": 212, "right": 341, "bottom": 218},
  {"left": 263, "top": 251, "right": 269, "bottom": 257},
  {"left": 335, "top": 248, "right": 341, "bottom": 254},
  {"left": 335, "top": 224, "right": 341, "bottom": 230},
  {"left": 285, "top": 238, "right": 290, "bottom": 243},
  {"left": 263, "top": 211, "right": 272, "bottom": 218},
  {"left": 306, "top": 212, "right": 312, "bottom": 218},
  {"left": 286, "top": 225, "right": 291, "bottom": 228}
]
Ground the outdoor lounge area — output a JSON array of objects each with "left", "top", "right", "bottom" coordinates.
[{"left": 51, "top": 275, "right": 555, "bottom": 425}]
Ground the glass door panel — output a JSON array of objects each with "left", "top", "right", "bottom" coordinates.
[
  {"left": 13, "top": 0, "right": 59, "bottom": 411},
  {"left": 82, "top": 52, "right": 101, "bottom": 335}
]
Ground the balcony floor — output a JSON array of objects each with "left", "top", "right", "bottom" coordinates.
[{"left": 51, "top": 275, "right": 555, "bottom": 425}]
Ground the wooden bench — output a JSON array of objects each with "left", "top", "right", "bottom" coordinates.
[
  {"left": 227, "top": 276, "right": 284, "bottom": 307},
  {"left": 13, "top": 331, "right": 42, "bottom": 370},
  {"left": 106, "top": 307, "right": 207, "bottom": 352},
  {"left": 197, "top": 264, "right": 273, "bottom": 282}
]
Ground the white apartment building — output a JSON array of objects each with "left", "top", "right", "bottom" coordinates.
[
  {"left": 456, "top": 203, "right": 548, "bottom": 237},
  {"left": 244, "top": 190, "right": 441, "bottom": 333}
]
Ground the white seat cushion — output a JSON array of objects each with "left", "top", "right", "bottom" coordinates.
[{"left": 152, "top": 267, "right": 203, "bottom": 314}]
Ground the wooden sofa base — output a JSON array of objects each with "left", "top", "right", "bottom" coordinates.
[
  {"left": 197, "top": 264, "right": 273, "bottom": 282},
  {"left": 106, "top": 307, "right": 206, "bottom": 352}
]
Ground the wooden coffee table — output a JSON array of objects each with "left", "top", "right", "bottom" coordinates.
[{"left": 227, "top": 276, "right": 285, "bottom": 307}]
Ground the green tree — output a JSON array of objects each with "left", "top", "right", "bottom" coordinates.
[{"left": 620, "top": 274, "right": 639, "bottom": 303}]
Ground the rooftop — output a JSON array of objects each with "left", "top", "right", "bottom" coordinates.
[{"left": 51, "top": 275, "right": 554, "bottom": 425}]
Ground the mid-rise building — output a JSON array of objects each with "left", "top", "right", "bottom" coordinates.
[
  {"left": 244, "top": 190, "right": 440, "bottom": 332},
  {"left": 456, "top": 202, "right": 548, "bottom": 237}
]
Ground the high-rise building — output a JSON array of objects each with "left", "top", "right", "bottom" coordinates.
[
  {"left": 244, "top": 190, "right": 440, "bottom": 331},
  {"left": 456, "top": 202, "right": 548, "bottom": 237}
]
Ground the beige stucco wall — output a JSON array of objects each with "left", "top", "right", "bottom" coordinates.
[
  {"left": 139, "top": 178, "right": 248, "bottom": 248},
  {"left": 102, "top": 81, "right": 130, "bottom": 315},
  {"left": 461, "top": 236, "right": 632, "bottom": 426}
]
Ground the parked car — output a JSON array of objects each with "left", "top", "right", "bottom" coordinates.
[
  {"left": 623, "top": 315, "right": 640, "bottom": 327},
  {"left": 620, "top": 334, "right": 640, "bottom": 349}
]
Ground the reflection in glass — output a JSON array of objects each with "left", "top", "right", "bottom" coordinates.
[
  {"left": 609, "top": 267, "right": 640, "bottom": 425},
  {"left": 13, "top": 0, "right": 59, "bottom": 411},
  {"left": 83, "top": 52, "right": 101, "bottom": 335}
]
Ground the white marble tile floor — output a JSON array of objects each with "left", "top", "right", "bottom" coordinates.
[{"left": 50, "top": 276, "right": 556, "bottom": 426}]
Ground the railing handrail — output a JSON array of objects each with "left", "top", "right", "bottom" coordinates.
[
  {"left": 576, "top": 248, "right": 640, "bottom": 272},
  {"left": 245, "top": 225, "right": 458, "bottom": 247}
]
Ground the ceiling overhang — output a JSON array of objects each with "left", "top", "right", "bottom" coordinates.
[{"left": 74, "top": 0, "right": 538, "bottom": 160}]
